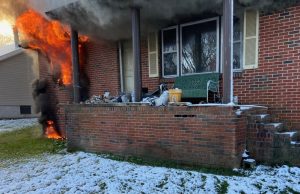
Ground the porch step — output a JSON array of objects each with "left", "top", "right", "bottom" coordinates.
[
  {"left": 242, "top": 158, "right": 256, "bottom": 169},
  {"left": 273, "top": 131, "right": 298, "bottom": 147},
  {"left": 248, "top": 114, "right": 272, "bottom": 123},
  {"left": 291, "top": 141, "right": 300, "bottom": 147},
  {"left": 260, "top": 122, "right": 284, "bottom": 132},
  {"left": 239, "top": 105, "right": 268, "bottom": 115}
]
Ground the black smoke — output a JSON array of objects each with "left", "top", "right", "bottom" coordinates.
[{"left": 32, "top": 78, "right": 59, "bottom": 135}]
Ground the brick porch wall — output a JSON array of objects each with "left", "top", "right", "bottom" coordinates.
[
  {"left": 234, "top": 5, "right": 300, "bottom": 129},
  {"left": 64, "top": 105, "right": 247, "bottom": 168}
]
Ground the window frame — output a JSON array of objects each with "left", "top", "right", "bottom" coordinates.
[
  {"left": 220, "top": 15, "right": 245, "bottom": 73},
  {"left": 232, "top": 15, "right": 244, "bottom": 72},
  {"left": 180, "top": 17, "right": 220, "bottom": 76},
  {"left": 161, "top": 26, "right": 179, "bottom": 78}
]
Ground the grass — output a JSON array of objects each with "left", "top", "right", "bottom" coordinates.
[
  {"left": 96, "top": 153, "right": 244, "bottom": 177},
  {"left": 0, "top": 125, "right": 66, "bottom": 164},
  {"left": 215, "top": 177, "right": 229, "bottom": 194}
]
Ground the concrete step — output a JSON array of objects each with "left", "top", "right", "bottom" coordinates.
[
  {"left": 273, "top": 131, "right": 298, "bottom": 147},
  {"left": 248, "top": 114, "right": 272, "bottom": 123},
  {"left": 239, "top": 105, "right": 268, "bottom": 115},
  {"left": 260, "top": 122, "right": 284, "bottom": 132},
  {"left": 242, "top": 158, "right": 256, "bottom": 169},
  {"left": 291, "top": 141, "right": 300, "bottom": 147}
]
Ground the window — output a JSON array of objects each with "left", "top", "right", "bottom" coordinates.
[
  {"left": 233, "top": 17, "right": 243, "bottom": 70},
  {"left": 162, "top": 26, "right": 179, "bottom": 77},
  {"left": 243, "top": 10, "right": 259, "bottom": 69},
  {"left": 181, "top": 18, "right": 219, "bottom": 75},
  {"left": 20, "top": 105, "right": 31, "bottom": 115}
]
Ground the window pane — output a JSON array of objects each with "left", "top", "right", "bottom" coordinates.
[
  {"left": 233, "top": 17, "right": 241, "bottom": 42},
  {"left": 233, "top": 42, "right": 241, "bottom": 69},
  {"left": 163, "top": 29, "right": 177, "bottom": 52},
  {"left": 163, "top": 52, "right": 177, "bottom": 76},
  {"left": 182, "top": 20, "right": 217, "bottom": 74}
]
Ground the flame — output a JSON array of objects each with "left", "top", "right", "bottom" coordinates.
[
  {"left": 45, "top": 120, "right": 61, "bottom": 139},
  {"left": 16, "top": 9, "right": 87, "bottom": 85}
]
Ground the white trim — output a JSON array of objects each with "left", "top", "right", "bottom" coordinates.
[
  {"left": 180, "top": 17, "right": 220, "bottom": 76},
  {"left": 161, "top": 26, "right": 179, "bottom": 78},
  {"left": 148, "top": 32, "right": 159, "bottom": 78},
  {"left": 0, "top": 48, "right": 23, "bottom": 62}
]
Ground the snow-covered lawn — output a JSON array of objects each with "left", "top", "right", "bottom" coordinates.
[
  {"left": 0, "top": 118, "right": 38, "bottom": 133},
  {"left": 0, "top": 152, "right": 299, "bottom": 194}
]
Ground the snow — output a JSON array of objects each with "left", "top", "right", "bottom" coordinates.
[
  {"left": 244, "top": 159, "right": 256, "bottom": 163},
  {"left": 239, "top": 105, "right": 267, "bottom": 110},
  {"left": 0, "top": 152, "right": 299, "bottom": 194},
  {"left": 235, "top": 109, "right": 242, "bottom": 116},
  {"left": 291, "top": 141, "right": 300, "bottom": 145},
  {"left": 276, "top": 131, "right": 297, "bottom": 137},
  {"left": 264, "top": 123, "right": 282, "bottom": 128},
  {"left": 0, "top": 118, "right": 38, "bottom": 133},
  {"left": 242, "top": 150, "right": 249, "bottom": 158},
  {"left": 258, "top": 114, "right": 268, "bottom": 119}
]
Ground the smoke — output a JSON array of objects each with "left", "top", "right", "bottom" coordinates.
[
  {"left": 0, "top": 0, "right": 27, "bottom": 23},
  {"left": 32, "top": 78, "right": 58, "bottom": 133},
  {"left": 47, "top": 0, "right": 223, "bottom": 40}
]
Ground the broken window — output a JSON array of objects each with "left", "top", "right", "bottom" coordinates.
[{"left": 181, "top": 19, "right": 218, "bottom": 75}]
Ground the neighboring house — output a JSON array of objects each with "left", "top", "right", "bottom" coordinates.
[{"left": 0, "top": 30, "right": 39, "bottom": 119}]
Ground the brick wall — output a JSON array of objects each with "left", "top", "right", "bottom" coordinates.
[
  {"left": 64, "top": 104, "right": 247, "bottom": 168},
  {"left": 234, "top": 5, "right": 300, "bottom": 129},
  {"left": 85, "top": 40, "right": 120, "bottom": 96}
]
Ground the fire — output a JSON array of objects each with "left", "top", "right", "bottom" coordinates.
[
  {"left": 45, "top": 120, "right": 61, "bottom": 139},
  {"left": 16, "top": 9, "right": 87, "bottom": 85}
]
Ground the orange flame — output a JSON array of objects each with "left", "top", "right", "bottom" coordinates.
[
  {"left": 16, "top": 9, "right": 87, "bottom": 85},
  {"left": 45, "top": 120, "right": 61, "bottom": 139}
]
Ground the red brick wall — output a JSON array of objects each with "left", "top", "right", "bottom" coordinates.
[
  {"left": 234, "top": 5, "right": 300, "bottom": 129},
  {"left": 85, "top": 40, "right": 120, "bottom": 96},
  {"left": 64, "top": 104, "right": 247, "bottom": 168},
  {"left": 83, "top": 39, "right": 160, "bottom": 97}
]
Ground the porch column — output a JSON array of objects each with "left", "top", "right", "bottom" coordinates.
[
  {"left": 131, "top": 8, "right": 142, "bottom": 102},
  {"left": 71, "top": 27, "right": 80, "bottom": 103},
  {"left": 222, "top": 0, "right": 234, "bottom": 103}
]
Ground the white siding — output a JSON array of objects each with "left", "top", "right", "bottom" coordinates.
[{"left": 0, "top": 50, "right": 39, "bottom": 107}]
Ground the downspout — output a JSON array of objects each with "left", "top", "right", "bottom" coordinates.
[
  {"left": 71, "top": 27, "right": 80, "bottom": 103},
  {"left": 222, "top": 0, "right": 234, "bottom": 103}
]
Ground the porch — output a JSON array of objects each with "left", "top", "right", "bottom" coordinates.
[{"left": 61, "top": 104, "right": 260, "bottom": 168}]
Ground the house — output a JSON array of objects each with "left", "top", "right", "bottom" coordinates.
[
  {"left": 0, "top": 24, "right": 39, "bottom": 119},
  {"left": 25, "top": 0, "right": 300, "bottom": 167}
]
